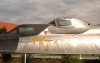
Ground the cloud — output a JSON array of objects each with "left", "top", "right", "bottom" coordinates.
[{"left": 0, "top": 0, "right": 100, "bottom": 24}]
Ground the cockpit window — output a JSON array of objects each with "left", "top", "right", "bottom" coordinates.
[
  {"left": 9, "top": 30, "right": 18, "bottom": 34},
  {"left": 57, "top": 20, "right": 72, "bottom": 26},
  {"left": 19, "top": 27, "right": 34, "bottom": 35}
]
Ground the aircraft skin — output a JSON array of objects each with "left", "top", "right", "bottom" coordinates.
[{"left": 0, "top": 17, "right": 100, "bottom": 54}]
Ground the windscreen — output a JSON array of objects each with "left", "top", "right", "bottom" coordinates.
[
  {"left": 19, "top": 27, "right": 34, "bottom": 35},
  {"left": 57, "top": 20, "right": 72, "bottom": 26}
]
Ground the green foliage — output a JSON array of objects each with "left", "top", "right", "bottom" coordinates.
[
  {"left": 26, "top": 54, "right": 34, "bottom": 63},
  {"left": 21, "top": 54, "right": 34, "bottom": 63},
  {"left": 2, "top": 54, "right": 12, "bottom": 63},
  {"left": 21, "top": 54, "right": 25, "bottom": 63},
  {"left": 0, "top": 26, "right": 7, "bottom": 34},
  {"left": 61, "top": 54, "right": 71, "bottom": 63},
  {"left": 61, "top": 54, "right": 82, "bottom": 63},
  {"left": 2, "top": 26, "right": 7, "bottom": 33},
  {"left": 0, "top": 28, "right": 3, "bottom": 34}
]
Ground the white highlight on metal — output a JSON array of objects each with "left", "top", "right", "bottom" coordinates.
[
  {"left": 83, "top": 29, "right": 100, "bottom": 34},
  {"left": 43, "top": 42, "right": 48, "bottom": 51},
  {"left": 71, "top": 39, "right": 78, "bottom": 47},
  {"left": 72, "top": 19, "right": 85, "bottom": 28}
]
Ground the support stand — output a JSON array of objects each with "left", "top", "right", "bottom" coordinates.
[{"left": 24, "top": 53, "right": 26, "bottom": 63}]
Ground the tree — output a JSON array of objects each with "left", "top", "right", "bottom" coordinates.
[
  {"left": 2, "top": 26, "right": 7, "bottom": 33},
  {"left": 0, "top": 26, "right": 7, "bottom": 34}
]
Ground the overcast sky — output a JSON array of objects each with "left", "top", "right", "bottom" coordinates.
[{"left": 0, "top": 0, "right": 100, "bottom": 24}]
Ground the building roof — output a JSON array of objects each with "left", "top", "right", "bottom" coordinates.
[{"left": 0, "top": 22, "right": 18, "bottom": 32}]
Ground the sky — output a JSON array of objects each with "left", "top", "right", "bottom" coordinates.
[{"left": 0, "top": 0, "right": 100, "bottom": 24}]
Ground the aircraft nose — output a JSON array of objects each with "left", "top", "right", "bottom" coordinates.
[{"left": 0, "top": 34, "right": 19, "bottom": 52}]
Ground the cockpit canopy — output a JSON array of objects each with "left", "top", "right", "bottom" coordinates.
[
  {"left": 49, "top": 17, "right": 91, "bottom": 34},
  {"left": 49, "top": 18, "right": 72, "bottom": 27},
  {"left": 57, "top": 20, "right": 72, "bottom": 26}
]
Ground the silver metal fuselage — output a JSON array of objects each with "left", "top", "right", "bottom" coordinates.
[{"left": 16, "top": 25, "right": 100, "bottom": 54}]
